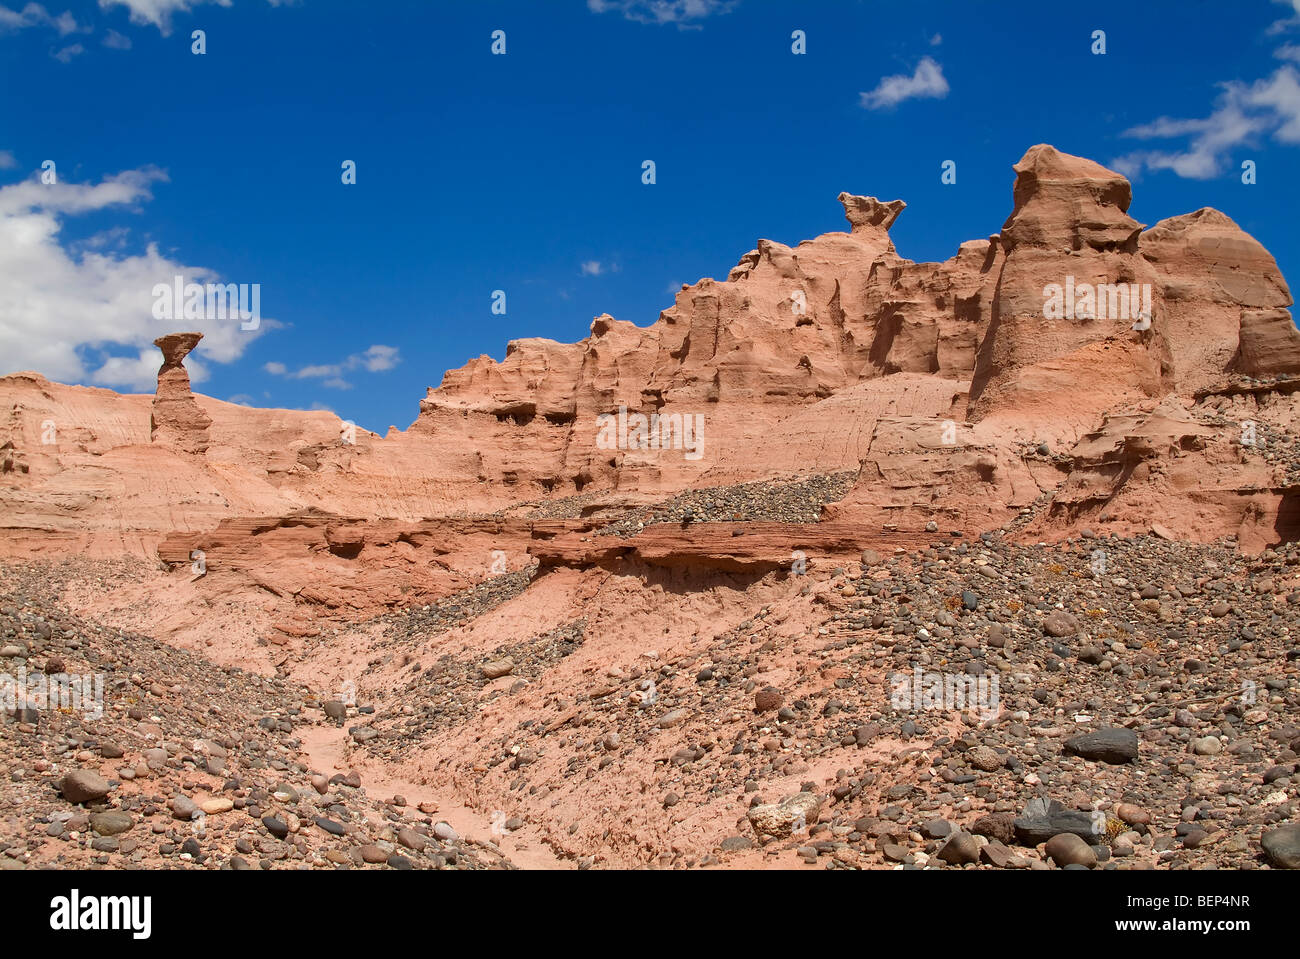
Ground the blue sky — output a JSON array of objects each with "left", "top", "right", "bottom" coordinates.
[{"left": 2, "top": 0, "right": 1299, "bottom": 432}]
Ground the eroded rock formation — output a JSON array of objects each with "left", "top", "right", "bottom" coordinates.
[
  {"left": 151, "top": 332, "right": 212, "bottom": 454},
  {"left": 407, "top": 144, "right": 1298, "bottom": 545},
  {"left": 3, "top": 146, "right": 1299, "bottom": 876},
  {"left": 1, "top": 143, "right": 1298, "bottom": 603}
]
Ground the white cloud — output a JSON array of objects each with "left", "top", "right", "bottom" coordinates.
[
  {"left": 0, "top": 167, "right": 268, "bottom": 391},
  {"left": 581, "top": 261, "right": 603, "bottom": 276},
  {"left": 930, "top": 33, "right": 942, "bottom": 46},
  {"left": 0, "top": 3, "right": 82, "bottom": 35},
  {"left": 0, "top": 169, "right": 162, "bottom": 217},
  {"left": 360, "top": 343, "right": 399, "bottom": 371},
  {"left": 1267, "top": 0, "right": 1300, "bottom": 35},
  {"left": 96, "top": 0, "right": 299, "bottom": 35},
  {"left": 1113, "top": 64, "right": 1300, "bottom": 179},
  {"left": 1249, "top": 65, "right": 1300, "bottom": 142},
  {"left": 0, "top": 151, "right": 16, "bottom": 170},
  {"left": 262, "top": 344, "right": 401, "bottom": 388},
  {"left": 295, "top": 363, "right": 336, "bottom": 378},
  {"left": 51, "top": 41, "right": 82, "bottom": 62},
  {"left": 102, "top": 28, "right": 132, "bottom": 49},
  {"left": 859, "top": 57, "right": 949, "bottom": 110},
  {"left": 75, "top": 225, "right": 130, "bottom": 252},
  {"left": 587, "top": 0, "right": 737, "bottom": 28},
  {"left": 98, "top": 0, "right": 228, "bottom": 35}
]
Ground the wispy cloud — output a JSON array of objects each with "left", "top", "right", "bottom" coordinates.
[
  {"left": 587, "top": 0, "right": 737, "bottom": 29},
  {"left": 0, "top": 3, "right": 82, "bottom": 35},
  {"left": 859, "top": 57, "right": 949, "bottom": 110},
  {"left": 263, "top": 344, "right": 401, "bottom": 389},
  {"left": 1112, "top": 13, "right": 1300, "bottom": 180},
  {"left": 71, "top": 225, "right": 131, "bottom": 254},
  {"left": 102, "top": 28, "right": 132, "bottom": 49},
  {"left": 0, "top": 150, "right": 16, "bottom": 170},
  {"left": 51, "top": 41, "right": 83, "bottom": 62},
  {"left": 1112, "top": 64, "right": 1300, "bottom": 179},
  {"left": 1267, "top": 0, "right": 1300, "bottom": 35},
  {"left": 94, "top": 0, "right": 296, "bottom": 38},
  {"left": 580, "top": 260, "right": 620, "bottom": 276}
]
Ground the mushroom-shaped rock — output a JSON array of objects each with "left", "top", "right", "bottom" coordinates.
[{"left": 151, "top": 332, "right": 212, "bottom": 455}]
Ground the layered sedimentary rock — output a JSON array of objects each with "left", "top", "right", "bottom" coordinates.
[
  {"left": 968, "top": 145, "right": 1164, "bottom": 423},
  {"left": 1141, "top": 208, "right": 1296, "bottom": 390},
  {"left": 1, "top": 144, "right": 1298, "bottom": 596},
  {"left": 530, "top": 520, "right": 928, "bottom": 573},
  {"left": 415, "top": 187, "right": 997, "bottom": 499},
  {"left": 413, "top": 145, "right": 1296, "bottom": 511},
  {"left": 151, "top": 332, "right": 212, "bottom": 454},
  {"left": 409, "top": 143, "right": 1297, "bottom": 544},
  {"left": 4, "top": 145, "right": 1300, "bottom": 876},
  {"left": 1235, "top": 308, "right": 1300, "bottom": 376}
]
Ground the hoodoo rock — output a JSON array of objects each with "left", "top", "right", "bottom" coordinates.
[
  {"left": 969, "top": 144, "right": 1160, "bottom": 422},
  {"left": 151, "top": 332, "right": 212, "bottom": 454}
]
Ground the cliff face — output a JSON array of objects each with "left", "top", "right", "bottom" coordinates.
[
  {"left": 416, "top": 181, "right": 998, "bottom": 498},
  {"left": 408, "top": 144, "right": 1299, "bottom": 544},
  {"left": 2, "top": 144, "right": 1299, "bottom": 589}
]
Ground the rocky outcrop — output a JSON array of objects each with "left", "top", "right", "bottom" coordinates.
[
  {"left": 415, "top": 178, "right": 984, "bottom": 499},
  {"left": 2, "top": 144, "right": 1298, "bottom": 590},
  {"left": 3, "top": 145, "right": 1300, "bottom": 877},
  {"left": 1234, "top": 308, "right": 1300, "bottom": 377},
  {"left": 1141, "top": 208, "right": 1293, "bottom": 391},
  {"left": 968, "top": 144, "right": 1162, "bottom": 423},
  {"left": 151, "top": 332, "right": 212, "bottom": 454},
  {"left": 415, "top": 143, "right": 1295, "bottom": 515},
  {"left": 836, "top": 193, "right": 906, "bottom": 234},
  {"left": 530, "top": 519, "right": 929, "bottom": 573},
  {"left": 156, "top": 511, "right": 539, "bottom": 613}
]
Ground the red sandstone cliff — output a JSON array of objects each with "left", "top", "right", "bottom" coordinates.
[{"left": 2, "top": 144, "right": 1298, "bottom": 615}]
